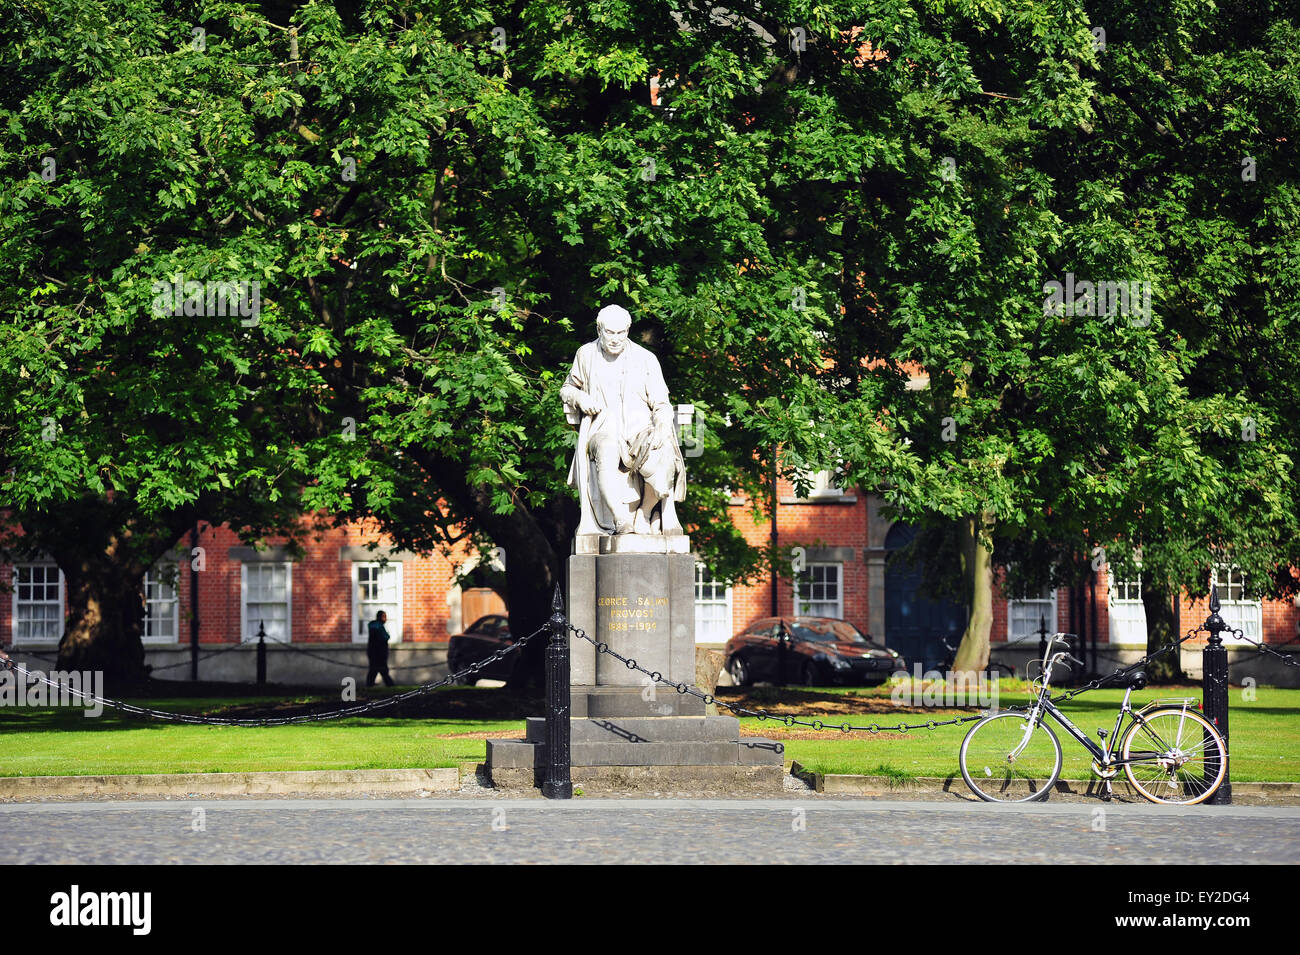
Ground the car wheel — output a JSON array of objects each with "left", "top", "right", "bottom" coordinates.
[{"left": 727, "top": 656, "right": 749, "bottom": 687}]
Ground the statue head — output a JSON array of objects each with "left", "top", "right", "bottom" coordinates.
[{"left": 596, "top": 304, "right": 631, "bottom": 356}]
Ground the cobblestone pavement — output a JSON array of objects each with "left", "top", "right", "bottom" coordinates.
[{"left": 1, "top": 798, "right": 1295, "bottom": 864}]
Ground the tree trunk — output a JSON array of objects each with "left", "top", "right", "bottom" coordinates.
[
  {"left": 501, "top": 531, "right": 561, "bottom": 693},
  {"left": 1142, "top": 576, "right": 1185, "bottom": 683},
  {"left": 22, "top": 499, "right": 194, "bottom": 691},
  {"left": 56, "top": 561, "right": 150, "bottom": 689},
  {"left": 951, "top": 511, "right": 994, "bottom": 678}
]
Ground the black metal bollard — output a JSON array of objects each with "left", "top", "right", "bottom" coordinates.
[
  {"left": 541, "top": 584, "right": 573, "bottom": 799},
  {"left": 256, "top": 620, "right": 267, "bottom": 687},
  {"left": 1202, "top": 584, "right": 1231, "bottom": 804}
]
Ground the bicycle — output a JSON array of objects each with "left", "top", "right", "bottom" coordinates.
[{"left": 958, "top": 633, "right": 1227, "bottom": 804}]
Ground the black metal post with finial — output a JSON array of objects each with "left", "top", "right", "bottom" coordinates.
[
  {"left": 542, "top": 585, "right": 573, "bottom": 799},
  {"left": 1202, "top": 582, "right": 1231, "bottom": 804},
  {"left": 256, "top": 620, "right": 267, "bottom": 686},
  {"left": 1037, "top": 612, "right": 1048, "bottom": 662}
]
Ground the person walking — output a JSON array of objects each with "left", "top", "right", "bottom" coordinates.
[{"left": 366, "top": 610, "right": 395, "bottom": 687}]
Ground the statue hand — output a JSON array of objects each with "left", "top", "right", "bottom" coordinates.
[{"left": 580, "top": 394, "right": 603, "bottom": 416}]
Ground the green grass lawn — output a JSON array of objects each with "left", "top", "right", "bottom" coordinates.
[
  {"left": 0, "top": 689, "right": 525, "bottom": 777},
  {"left": 759, "top": 684, "right": 1300, "bottom": 782},
  {"left": 1, "top": 682, "right": 1296, "bottom": 782}
]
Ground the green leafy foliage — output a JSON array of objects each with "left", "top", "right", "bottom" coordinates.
[{"left": 1, "top": 1, "right": 1296, "bottom": 681}]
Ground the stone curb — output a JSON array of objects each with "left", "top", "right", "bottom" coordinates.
[
  {"left": 787, "top": 762, "right": 1300, "bottom": 803},
  {"left": 0, "top": 767, "right": 460, "bottom": 799},
  {"left": 5, "top": 764, "right": 1296, "bottom": 803}
]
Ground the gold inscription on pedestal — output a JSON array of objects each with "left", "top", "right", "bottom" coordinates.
[{"left": 603, "top": 595, "right": 666, "bottom": 632}]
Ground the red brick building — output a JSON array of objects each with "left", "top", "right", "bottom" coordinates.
[{"left": 4, "top": 475, "right": 1298, "bottom": 684}]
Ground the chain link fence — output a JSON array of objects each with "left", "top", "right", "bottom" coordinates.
[
  {"left": 567, "top": 623, "right": 1203, "bottom": 734},
  {"left": 0, "top": 624, "right": 544, "bottom": 727},
  {"left": 1230, "top": 630, "right": 1300, "bottom": 669}
]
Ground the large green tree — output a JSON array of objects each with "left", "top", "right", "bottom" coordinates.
[
  {"left": 3, "top": 0, "right": 1296, "bottom": 689},
  {"left": 815, "top": 0, "right": 1300, "bottom": 676},
  {"left": 0, "top": 0, "right": 358, "bottom": 683}
]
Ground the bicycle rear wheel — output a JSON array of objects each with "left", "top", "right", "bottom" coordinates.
[
  {"left": 959, "top": 712, "right": 1062, "bottom": 802},
  {"left": 1121, "top": 707, "right": 1226, "bottom": 805}
]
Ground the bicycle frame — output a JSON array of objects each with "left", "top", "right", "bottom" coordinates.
[
  {"left": 1012, "top": 636, "right": 1201, "bottom": 773},
  {"left": 1033, "top": 691, "right": 1191, "bottom": 769}
]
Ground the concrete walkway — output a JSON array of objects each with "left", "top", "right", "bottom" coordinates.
[{"left": 1, "top": 798, "right": 1295, "bottom": 864}]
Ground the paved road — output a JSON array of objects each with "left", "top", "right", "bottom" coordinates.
[{"left": 1, "top": 798, "right": 1295, "bottom": 864}]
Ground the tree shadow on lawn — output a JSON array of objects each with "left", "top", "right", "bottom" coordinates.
[
  {"left": 714, "top": 685, "right": 984, "bottom": 718},
  {"left": 713, "top": 685, "right": 1291, "bottom": 719},
  {"left": 0, "top": 683, "right": 543, "bottom": 732}
]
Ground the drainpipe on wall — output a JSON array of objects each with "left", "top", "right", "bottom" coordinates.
[
  {"left": 1174, "top": 591, "right": 1184, "bottom": 677},
  {"left": 1074, "top": 564, "right": 1087, "bottom": 682},
  {"left": 1089, "top": 572, "right": 1098, "bottom": 677},
  {"left": 769, "top": 453, "right": 778, "bottom": 617},
  {"left": 190, "top": 523, "right": 200, "bottom": 682}
]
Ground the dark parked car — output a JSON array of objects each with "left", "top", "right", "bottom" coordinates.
[
  {"left": 446, "top": 614, "right": 517, "bottom": 683},
  {"left": 724, "top": 616, "right": 905, "bottom": 687}
]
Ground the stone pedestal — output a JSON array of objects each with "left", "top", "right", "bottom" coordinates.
[{"left": 486, "top": 536, "right": 784, "bottom": 792}]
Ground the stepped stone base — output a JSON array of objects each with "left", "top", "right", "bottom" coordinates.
[
  {"left": 489, "top": 763, "right": 785, "bottom": 793},
  {"left": 572, "top": 686, "right": 706, "bottom": 718},
  {"left": 486, "top": 715, "right": 784, "bottom": 791},
  {"left": 494, "top": 545, "right": 782, "bottom": 792}
]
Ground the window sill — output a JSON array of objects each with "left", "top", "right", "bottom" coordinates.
[{"left": 779, "top": 494, "right": 858, "bottom": 505}]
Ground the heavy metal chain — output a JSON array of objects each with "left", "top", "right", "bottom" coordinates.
[
  {"left": 147, "top": 640, "right": 251, "bottom": 672},
  {"left": 1043, "top": 629, "right": 1200, "bottom": 706},
  {"left": 1228, "top": 627, "right": 1300, "bottom": 668},
  {"left": 120, "top": 637, "right": 449, "bottom": 674},
  {"left": 239, "top": 638, "right": 448, "bottom": 673},
  {"left": 569, "top": 624, "right": 1202, "bottom": 734},
  {"left": 0, "top": 625, "right": 544, "bottom": 726},
  {"left": 569, "top": 624, "right": 990, "bottom": 733}
]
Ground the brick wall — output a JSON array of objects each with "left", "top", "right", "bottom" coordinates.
[
  {"left": 0, "top": 518, "right": 478, "bottom": 647},
  {"left": 722, "top": 476, "right": 870, "bottom": 634},
  {"left": 3, "top": 503, "right": 1298, "bottom": 650}
]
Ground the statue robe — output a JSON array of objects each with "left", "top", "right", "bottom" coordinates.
[{"left": 562, "top": 339, "right": 686, "bottom": 534}]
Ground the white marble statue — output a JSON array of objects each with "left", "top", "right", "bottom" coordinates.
[{"left": 561, "top": 304, "right": 686, "bottom": 536}]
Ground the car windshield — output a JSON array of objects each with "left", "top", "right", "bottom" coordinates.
[{"left": 789, "top": 620, "right": 869, "bottom": 644}]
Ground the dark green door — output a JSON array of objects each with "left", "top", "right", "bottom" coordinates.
[{"left": 884, "top": 523, "right": 968, "bottom": 672}]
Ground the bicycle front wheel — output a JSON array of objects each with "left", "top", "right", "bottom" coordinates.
[
  {"left": 959, "top": 712, "right": 1062, "bottom": 802},
  {"left": 1121, "top": 707, "right": 1227, "bottom": 805}
]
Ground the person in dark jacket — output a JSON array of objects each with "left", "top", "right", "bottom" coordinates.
[{"left": 366, "top": 610, "right": 395, "bottom": 687}]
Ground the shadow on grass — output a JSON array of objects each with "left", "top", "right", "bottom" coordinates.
[{"left": 0, "top": 683, "right": 544, "bottom": 732}]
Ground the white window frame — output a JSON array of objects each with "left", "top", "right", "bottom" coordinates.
[
  {"left": 142, "top": 564, "right": 179, "bottom": 645},
  {"left": 11, "top": 563, "right": 64, "bottom": 645},
  {"left": 1211, "top": 564, "right": 1259, "bottom": 646},
  {"left": 808, "top": 468, "right": 843, "bottom": 497},
  {"left": 793, "top": 466, "right": 847, "bottom": 499},
  {"left": 352, "top": 561, "right": 403, "bottom": 644},
  {"left": 693, "top": 562, "right": 733, "bottom": 644},
  {"left": 240, "top": 562, "right": 292, "bottom": 643},
  {"left": 1106, "top": 575, "right": 1148, "bottom": 646},
  {"left": 1007, "top": 588, "right": 1057, "bottom": 645},
  {"left": 794, "top": 562, "right": 843, "bottom": 619}
]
